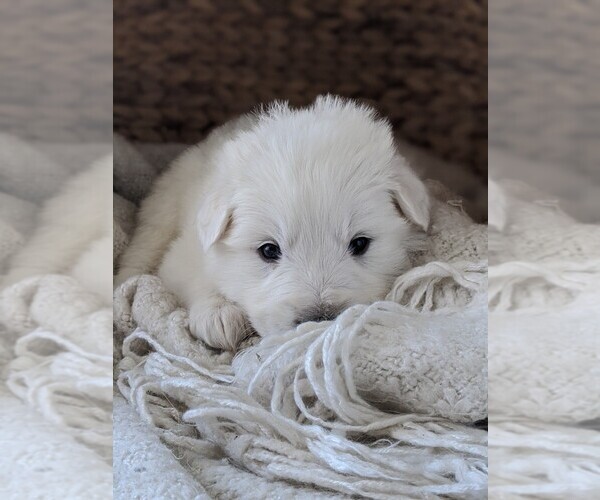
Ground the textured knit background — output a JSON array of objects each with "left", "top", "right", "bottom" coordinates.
[
  {"left": 490, "top": 0, "right": 599, "bottom": 175},
  {"left": 489, "top": 0, "right": 600, "bottom": 224},
  {"left": 0, "top": 0, "right": 112, "bottom": 143},
  {"left": 114, "top": 0, "right": 487, "bottom": 178}
]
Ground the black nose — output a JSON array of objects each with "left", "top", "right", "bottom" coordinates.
[{"left": 294, "top": 304, "right": 344, "bottom": 326}]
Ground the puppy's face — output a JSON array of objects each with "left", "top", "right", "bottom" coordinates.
[{"left": 198, "top": 97, "right": 429, "bottom": 337}]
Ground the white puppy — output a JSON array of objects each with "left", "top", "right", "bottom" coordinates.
[
  {"left": 116, "top": 96, "right": 429, "bottom": 350},
  {"left": 4, "top": 155, "right": 113, "bottom": 305}
]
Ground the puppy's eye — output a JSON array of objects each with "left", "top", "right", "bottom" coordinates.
[
  {"left": 349, "top": 236, "right": 371, "bottom": 256},
  {"left": 258, "top": 242, "right": 281, "bottom": 262}
]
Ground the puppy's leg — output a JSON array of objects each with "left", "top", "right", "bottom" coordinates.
[
  {"left": 188, "top": 296, "right": 250, "bottom": 351},
  {"left": 159, "top": 233, "right": 251, "bottom": 350},
  {"left": 115, "top": 169, "right": 185, "bottom": 286}
]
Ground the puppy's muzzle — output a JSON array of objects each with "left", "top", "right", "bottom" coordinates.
[{"left": 293, "top": 303, "right": 346, "bottom": 326}]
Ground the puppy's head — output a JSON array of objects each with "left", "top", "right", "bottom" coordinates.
[{"left": 198, "top": 96, "right": 429, "bottom": 336}]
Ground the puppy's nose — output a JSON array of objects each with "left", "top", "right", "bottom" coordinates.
[{"left": 293, "top": 303, "right": 345, "bottom": 326}]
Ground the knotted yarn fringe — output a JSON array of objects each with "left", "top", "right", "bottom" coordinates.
[
  {"left": 489, "top": 418, "right": 600, "bottom": 497},
  {"left": 489, "top": 259, "right": 600, "bottom": 311},
  {"left": 125, "top": 377, "right": 486, "bottom": 497},
  {"left": 118, "top": 277, "right": 488, "bottom": 498},
  {"left": 386, "top": 260, "right": 487, "bottom": 311},
  {"left": 238, "top": 300, "right": 486, "bottom": 425},
  {"left": 6, "top": 329, "right": 113, "bottom": 459},
  {"left": 0, "top": 275, "right": 113, "bottom": 461},
  {"left": 119, "top": 336, "right": 487, "bottom": 499}
]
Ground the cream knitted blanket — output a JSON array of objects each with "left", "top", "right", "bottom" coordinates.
[
  {"left": 488, "top": 177, "right": 600, "bottom": 497},
  {"left": 114, "top": 138, "right": 488, "bottom": 499},
  {"left": 0, "top": 135, "right": 112, "bottom": 499}
]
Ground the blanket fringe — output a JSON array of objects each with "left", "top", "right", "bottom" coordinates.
[
  {"left": 119, "top": 350, "right": 487, "bottom": 499},
  {"left": 0, "top": 276, "right": 112, "bottom": 461},
  {"left": 489, "top": 419, "right": 600, "bottom": 496},
  {"left": 386, "top": 260, "right": 487, "bottom": 311},
  {"left": 488, "top": 260, "right": 600, "bottom": 311},
  {"left": 118, "top": 292, "right": 488, "bottom": 498}
]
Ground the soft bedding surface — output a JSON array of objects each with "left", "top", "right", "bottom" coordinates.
[
  {"left": 0, "top": 134, "right": 112, "bottom": 499},
  {"left": 113, "top": 136, "right": 489, "bottom": 499},
  {"left": 487, "top": 175, "right": 600, "bottom": 496}
]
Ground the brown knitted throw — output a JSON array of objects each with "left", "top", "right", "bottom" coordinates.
[{"left": 114, "top": 0, "right": 487, "bottom": 177}]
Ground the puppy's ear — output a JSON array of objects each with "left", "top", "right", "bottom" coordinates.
[
  {"left": 196, "top": 191, "right": 234, "bottom": 252},
  {"left": 389, "top": 156, "right": 430, "bottom": 231}
]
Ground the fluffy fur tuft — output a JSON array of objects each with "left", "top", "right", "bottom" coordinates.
[{"left": 116, "top": 96, "right": 430, "bottom": 349}]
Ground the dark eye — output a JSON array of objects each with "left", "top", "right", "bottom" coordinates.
[
  {"left": 349, "top": 236, "right": 371, "bottom": 256},
  {"left": 258, "top": 242, "right": 281, "bottom": 262}
]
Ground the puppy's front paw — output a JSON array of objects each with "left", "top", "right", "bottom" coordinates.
[{"left": 188, "top": 299, "right": 251, "bottom": 351}]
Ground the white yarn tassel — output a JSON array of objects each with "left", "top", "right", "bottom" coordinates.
[
  {"left": 386, "top": 260, "right": 487, "bottom": 311},
  {"left": 119, "top": 297, "right": 488, "bottom": 498},
  {"left": 241, "top": 302, "right": 487, "bottom": 425},
  {"left": 6, "top": 328, "right": 113, "bottom": 460},
  {"left": 489, "top": 419, "right": 600, "bottom": 496},
  {"left": 489, "top": 260, "right": 600, "bottom": 311}
]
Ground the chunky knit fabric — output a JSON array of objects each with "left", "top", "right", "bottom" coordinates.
[
  {"left": 0, "top": 136, "right": 112, "bottom": 498},
  {"left": 114, "top": 0, "right": 486, "bottom": 177},
  {"left": 488, "top": 179, "right": 600, "bottom": 496}
]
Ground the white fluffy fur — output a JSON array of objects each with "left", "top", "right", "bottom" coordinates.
[
  {"left": 116, "top": 96, "right": 430, "bottom": 350},
  {"left": 3, "top": 156, "right": 113, "bottom": 305}
]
